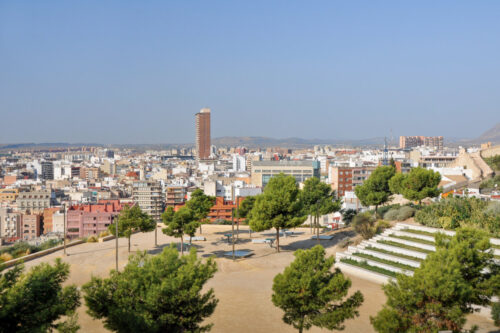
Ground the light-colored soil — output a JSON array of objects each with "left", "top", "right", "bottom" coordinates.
[{"left": 20, "top": 225, "right": 498, "bottom": 333}]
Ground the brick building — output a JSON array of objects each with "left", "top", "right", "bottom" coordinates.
[
  {"left": 21, "top": 214, "right": 42, "bottom": 241},
  {"left": 329, "top": 166, "right": 376, "bottom": 197},
  {"left": 206, "top": 197, "right": 244, "bottom": 222},
  {"left": 42, "top": 207, "right": 61, "bottom": 234},
  {"left": 66, "top": 200, "right": 124, "bottom": 239}
]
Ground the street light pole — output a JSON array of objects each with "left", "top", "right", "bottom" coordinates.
[
  {"left": 63, "top": 203, "right": 67, "bottom": 256},
  {"left": 231, "top": 207, "right": 235, "bottom": 260},
  {"left": 236, "top": 196, "right": 240, "bottom": 241},
  {"left": 115, "top": 216, "right": 119, "bottom": 271}
]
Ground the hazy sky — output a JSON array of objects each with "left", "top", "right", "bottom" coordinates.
[{"left": 1, "top": 1, "right": 499, "bottom": 144}]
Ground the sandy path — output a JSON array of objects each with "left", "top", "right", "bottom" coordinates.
[{"left": 20, "top": 225, "right": 498, "bottom": 333}]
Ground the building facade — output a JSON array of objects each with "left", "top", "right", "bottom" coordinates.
[
  {"left": 132, "top": 180, "right": 164, "bottom": 222},
  {"left": 251, "top": 160, "right": 320, "bottom": 187},
  {"left": 16, "top": 190, "right": 54, "bottom": 213},
  {"left": 0, "top": 188, "right": 19, "bottom": 204},
  {"left": 67, "top": 200, "right": 123, "bottom": 239},
  {"left": 0, "top": 208, "right": 21, "bottom": 240},
  {"left": 195, "top": 108, "right": 211, "bottom": 160},
  {"left": 165, "top": 186, "right": 187, "bottom": 208},
  {"left": 399, "top": 136, "right": 444, "bottom": 150},
  {"left": 329, "top": 166, "right": 376, "bottom": 197},
  {"left": 21, "top": 214, "right": 42, "bottom": 241}
]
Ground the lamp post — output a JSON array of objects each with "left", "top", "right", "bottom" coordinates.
[
  {"left": 231, "top": 207, "right": 235, "bottom": 260},
  {"left": 236, "top": 196, "right": 240, "bottom": 241},
  {"left": 115, "top": 216, "right": 119, "bottom": 271},
  {"left": 63, "top": 203, "right": 67, "bottom": 256}
]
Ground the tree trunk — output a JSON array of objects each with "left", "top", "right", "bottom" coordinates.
[
  {"left": 375, "top": 205, "right": 378, "bottom": 217},
  {"left": 128, "top": 235, "right": 131, "bottom": 252},
  {"left": 180, "top": 235, "right": 184, "bottom": 255},
  {"left": 316, "top": 214, "right": 320, "bottom": 243},
  {"left": 299, "top": 318, "right": 304, "bottom": 333},
  {"left": 276, "top": 227, "right": 280, "bottom": 252}
]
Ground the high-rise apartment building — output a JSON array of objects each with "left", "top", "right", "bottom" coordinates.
[
  {"left": 195, "top": 108, "right": 211, "bottom": 160},
  {"left": 41, "top": 161, "right": 54, "bottom": 180},
  {"left": 399, "top": 136, "right": 443, "bottom": 150},
  {"left": 329, "top": 166, "right": 377, "bottom": 197},
  {"left": 132, "top": 180, "right": 164, "bottom": 222}
]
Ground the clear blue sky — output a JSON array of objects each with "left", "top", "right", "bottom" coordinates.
[{"left": 1, "top": 1, "right": 499, "bottom": 144}]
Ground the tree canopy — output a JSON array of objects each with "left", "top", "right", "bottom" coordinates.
[
  {"left": 185, "top": 189, "right": 215, "bottom": 222},
  {"left": 371, "top": 228, "right": 499, "bottom": 332},
  {"left": 248, "top": 174, "right": 306, "bottom": 252},
  {"left": 354, "top": 166, "right": 395, "bottom": 213},
  {"left": 236, "top": 195, "right": 256, "bottom": 221},
  {"left": 299, "top": 177, "right": 341, "bottom": 239},
  {"left": 389, "top": 167, "right": 441, "bottom": 204},
  {"left": 162, "top": 206, "right": 198, "bottom": 254},
  {"left": 272, "top": 245, "right": 363, "bottom": 333},
  {"left": 83, "top": 245, "right": 218, "bottom": 333},
  {"left": 109, "top": 205, "right": 156, "bottom": 252},
  {"left": 0, "top": 259, "right": 81, "bottom": 333}
]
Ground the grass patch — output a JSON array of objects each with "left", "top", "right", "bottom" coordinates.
[
  {"left": 364, "top": 246, "right": 425, "bottom": 262},
  {"left": 401, "top": 228, "right": 452, "bottom": 238},
  {"left": 491, "top": 243, "right": 500, "bottom": 250},
  {"left": 390, "top": 234, "right": 435, "bottom": 246},
  {"left": 352, "top": 252, "right": 416, "bottom": 271},
  {"left": 377, "top": 240, "right": 433, "bottom": 254},
  {"left": 339, "top": 258, "right": 398, "bottom": 277}
]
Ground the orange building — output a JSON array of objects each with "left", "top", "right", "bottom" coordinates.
[
  {"left": 0, "top": 188, "right": 19, "bottom": 203},
  {"left": 43, "top": 207, "right": 61, "bottom": 234},
  {"left": 207, "top": 197, "right": 244, "bottom": 222}
]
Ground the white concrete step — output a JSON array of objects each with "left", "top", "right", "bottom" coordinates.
[{"left": 336, "top": 252, "right": 414, "bottom": 276}]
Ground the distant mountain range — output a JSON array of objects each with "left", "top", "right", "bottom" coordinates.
[
  {"left": 211, "top": 136, "right": 388, "bottom": 148},
  {"left": 476, "top": 122, "right": 500, "bottom": 143},
  {"left": 1, "top": 123, "right": 498, "bottom": 150}
]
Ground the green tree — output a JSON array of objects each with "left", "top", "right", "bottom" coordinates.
[
  {"left": 351, "top": 212, "right": 377, "bottom": 239},
  {"left": 83, "top": 245, "right": 218, "bottom": 333},
  {"left": 354, "top": 166, "right": 395, "bottom": 214},
  {"left": 162, "top": 206, "right": 198, "bottom": 254},
  {"left": 185, "top": 189, "right": 215, "bottom": 233},
  {"left": 389, "top": 167, "right": 441, "bottom": 204},
  {"left": 108, "top": 205, "right": 156, "bottom": 252},
  {"left": 371, "top": 228, "right": 499, "bottom": 332},
  {"left": 272, "top": 245, "right": 363, "bottom": 333},
  {"left": 0, "top": 259, "right": 81, "bottom": 333},
  {"left": 299, "top": 177, "right": 341, "bottom": 241},
  {"left": 249, "top": 174, "right": 306, "bottom": 252},
  {"left": 236, "top": 196, "right": 256, "bottom": 221}
]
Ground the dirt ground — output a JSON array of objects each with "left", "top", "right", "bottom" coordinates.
[{"left": 21, "top": 225, "right": 499, "bottom": 333}]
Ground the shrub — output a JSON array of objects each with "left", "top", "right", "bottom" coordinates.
[
  {"left": 342, "top": 209, "right": 357, "bottom": 225},
  {"left": 352, "top": 212, "right": 377, "bottom": 239},
  {"left": 415, "top": 197, "right": 500, "bottom": 236},
  {"left": 492, "top": 301, "right": 500, "bottom": 327},
  {"left": 87, "top": 236, "right": 98, "bottom": 243},
  {"left": 396, "top": 206, "right": 415, "bottom": 221},
  {"left": 0, "top": 253, "right": 13, "bottom": 263},
  {"left": 383, "top": 209, "right": 399, "bottom": 221},
  {"left": 339, "top": 238, "right": 353, "bottom": 249},
  {"left": 376, "top": 220, "right": 391, "bottom": 233},
  {"left": 376, "top": 204, "right": 400, "bottom": 219},
  {"left": 98, "top": 231, "right": 110, "bottom": 238}
]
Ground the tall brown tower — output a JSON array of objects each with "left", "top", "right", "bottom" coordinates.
[{"left": 195, "top": 108, "right": 211, "bottom": 160}]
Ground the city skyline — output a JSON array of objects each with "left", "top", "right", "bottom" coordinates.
[{"left": 1, "top": 2, "right": 500, "bottom": 143}]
